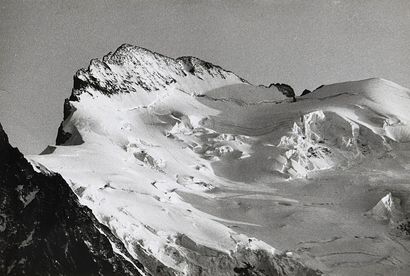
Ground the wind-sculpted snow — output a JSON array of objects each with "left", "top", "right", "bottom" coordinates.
[{"left": 30, "top": 44, "right": 410, "bottom": 275}]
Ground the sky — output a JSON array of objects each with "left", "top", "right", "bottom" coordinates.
[{"left": 0, "top": 0, "right": 409, "bottom": 154}]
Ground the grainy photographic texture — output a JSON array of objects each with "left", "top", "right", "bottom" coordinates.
[{"left": 1, "top": 1, "right": 410, "bottom": 275}]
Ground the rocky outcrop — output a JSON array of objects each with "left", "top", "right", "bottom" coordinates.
[
  {"left": 0, "top": 123, "right": 147, "bottom": 275},
  {"left": 269, "top": 83, "right": 296, "bottom": 101},
  {"left": 300, "top": 89, "right": 311, "bottom": 96},
  {"left": 313, "top": 85, "right": 324, "bottom": 92}
]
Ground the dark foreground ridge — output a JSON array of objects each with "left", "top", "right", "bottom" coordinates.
[{"left": 0, "top": 123, "right": 147, "bottom": 276}]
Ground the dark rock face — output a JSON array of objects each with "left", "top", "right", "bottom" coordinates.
[
  {"left": 298, "top": 85, "right": 324, "bottom": 98},
  {"left": 300, "top": 89, "right": 311, "bottom": 96},
  {"left": 56, "top": 98, "right": 79, "bottom": 145},
  {"left": 55, "top": 124, "right": 72, "bottom": 145},
  {"left": 313, "top": 85, "right": 324, "bottom": 91},
  {"left": 0, "top": 123, "right": 146, "bottom": 275},
  {"left": 269, "top": 83, "right": 296, "bottom": 101}
]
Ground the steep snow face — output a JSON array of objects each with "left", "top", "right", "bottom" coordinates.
[
  {"left": 30, "top": 44, "right": 410, "bottom": 275},
  {"left": 0, "top": 123, "right": 148, "bottom": 276}
]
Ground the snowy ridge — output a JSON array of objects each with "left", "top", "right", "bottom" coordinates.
[
  {"left": 30, "top": 44, "right": 410, "bottom": 275},
  {"left": 73, "top": 43, "right": 246, "bottom": 98}
]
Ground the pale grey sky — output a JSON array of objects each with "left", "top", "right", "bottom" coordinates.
[{"left": 1, "top": 0, "right": 409, "bottom": 154}]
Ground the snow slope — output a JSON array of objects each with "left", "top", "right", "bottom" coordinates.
[
  {"left": 0, "top": 123, "right": 147, "bottom": 276},
  {"left": 30, "top": 44, "right": 410, "bottom": 275}
]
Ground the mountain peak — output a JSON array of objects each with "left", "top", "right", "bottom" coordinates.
[
  {"left": 103, "top": 43, "right": 173, "bottom": 66},
  {"left": 72, "top": 43, "right": 247, "bottom": 99}
]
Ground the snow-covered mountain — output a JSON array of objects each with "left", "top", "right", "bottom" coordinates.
[
  {"left": 32, "top": 44, "right": 317, "bottom": 275},
  {"left": 4, "top": 43, "right": 410, "bottom": 275}
]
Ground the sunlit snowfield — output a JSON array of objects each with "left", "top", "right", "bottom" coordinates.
[
  {"left": 182, "top": 163, "right": 410, "bottom": 275},
  {"left": 30, "top": 45, "right": 410, "bottom": 275}
]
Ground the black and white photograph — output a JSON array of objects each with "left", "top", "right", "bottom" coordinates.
[{"left": 1, "top": 1, "right": 409, "bottom": 275}]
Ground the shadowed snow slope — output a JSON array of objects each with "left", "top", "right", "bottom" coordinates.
[{"left": 29, "top": 44, "right": 410, "bottom": 275}]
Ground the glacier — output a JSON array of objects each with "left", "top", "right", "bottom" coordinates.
[{"left": 18, "top": 44, "right": 410, "bottom": 275}]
